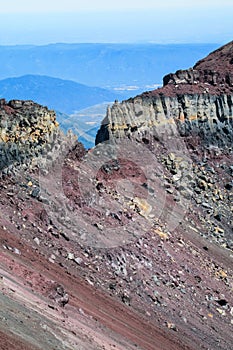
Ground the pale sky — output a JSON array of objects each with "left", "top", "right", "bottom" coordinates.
[
  {"left": 1, "top": 0, "right": 232, "bottom": 12},
  {"left": 0, "top": 0, "right": 232, "bottom": 44}
]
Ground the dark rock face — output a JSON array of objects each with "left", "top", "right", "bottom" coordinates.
[
  {"left": 0, "top": 99, "right": 59, "bottom": 172},
  {"left": 95, "top": 114, "right": 110, "bottom": 145},
  {"left": 0, "top": 43, "right": 233, "bottom": 350},
  {"left": 96, "top": 93, "right": 233, "bottom": 148},
  {"left": 96, "top": 41, "right": 233, "bottom": 147}
]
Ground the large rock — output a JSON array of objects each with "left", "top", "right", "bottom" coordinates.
[
  {"left": 96, "top": 93, "right": 233, "bottom": 147},
  {"left": 0, "top": 99, "right": 59, "bottom": 171},
  {"left": 96, "top": 41, "right": 233, "bottom": 147}
]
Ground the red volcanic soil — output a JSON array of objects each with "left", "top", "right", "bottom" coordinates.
[
  {"left": 140, "top": 40, "right": 233, "bottom": 98},
  {"left": 0, "top": 329, "right": 40, "bottom": 350},
  {"left": 0, "top": 41, "right": 233, "bottom": 350},
  {"left": 194, "top": 40, "right": 233, "bottom": 76},
  {"left": 0, "top": 139, "right": 232, "bottom": 350},
  {"left": 0, "top": 227, "right": 191, "bottom": 350}
]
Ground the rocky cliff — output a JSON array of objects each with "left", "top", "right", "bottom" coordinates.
[
  {"left": 163, "top": 40, "right": 233, "bottom": 90},
  {"left": 96, "top": 41, "right": 233, "bottom": 147},
  {"left": 0, "top": 42, "right": 233, "bottom": 350},
  {"left": 0, "top": 99, "right": 60, "bottom": 173}
]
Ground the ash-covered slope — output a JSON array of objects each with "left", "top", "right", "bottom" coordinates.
[
  {"left": 0, "top": 43, "right": 233, "bottom": 350},
  {"left": 90, "top": 44, "right": 233, "bottom": 350},
  {"left": 0, "top": 98, "right": 189, "bottom": 350},
  {"left": 96, "top": 41, "right": 233, "bottom": 146}
]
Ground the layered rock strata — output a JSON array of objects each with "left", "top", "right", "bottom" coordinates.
[
  {"left": 96, "top": 41, "right": 233, "bottom": 147},
  {"left": 0, "top": 99, "right": 59, "bottom": 172},
  {"left": 96, "top": 93, "right": 233, "bottom": 147}
]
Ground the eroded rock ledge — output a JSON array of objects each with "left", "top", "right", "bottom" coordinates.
[
  {"left": 164, "top": 40, "right": 233, "bottom": 90},
  {"left": 0, "top": 99, "right": 59, "bottom": 172},
  {"left": 96, "top": 41, "right": 233, "bottom": 147},
  {"left": 96, "top": 93, "right": 233, "bottom": 147}
]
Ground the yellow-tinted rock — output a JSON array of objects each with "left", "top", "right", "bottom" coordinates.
[
  {"left": 153, "top": 229, "right": 168, "bottom": 240},
  {"left": 214, "top": 227, "right": 224, "bottom": 234},
  {"left": 0, "top": 99, "right": 60, "bottom": 172},
  {"left": 133, "top": 197, "right": 152, "bottom": 217},
  {"left": 215, "top": 270, "right": 227, "bottom": 279}
]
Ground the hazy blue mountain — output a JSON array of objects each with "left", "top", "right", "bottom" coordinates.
[
  {"left": 0, "top": 43, "right": 220, "bottom": 148},
  {"left": 0, "top": 75, "right": 122, "bottom": 114},
  {"left": 0, "top": 43, "right": 219, "bottom": 90}
]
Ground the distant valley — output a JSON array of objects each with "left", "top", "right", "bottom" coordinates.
[
  {"left": 0, "top": 75, "right": 116, "bottom": 148},
  {"left": 0, "top": 43, "right": 219, "bottom": 88},
  {"left": 0, "top": 43, "right": 220, "bottom": 148},
  {"left": 0, "top": 75, "right": 121, "bottom": 114}
]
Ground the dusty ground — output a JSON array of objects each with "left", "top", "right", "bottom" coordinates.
[
  {"left": 0, "top": 136, "right": 232, "bottom": 350},
  {"left": 0, "top": 227, "right": 192, "bottom": 350},
  {"left": 1, "top": 41, "right": 233, "bottom": 350}
]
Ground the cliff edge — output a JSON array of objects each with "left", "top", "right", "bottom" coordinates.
[
  {"left": 0, "top": 99, "right": 60, "bottom": 173},
  {"left": 96, "top": 41, "right": 233, "bottom": 146}
]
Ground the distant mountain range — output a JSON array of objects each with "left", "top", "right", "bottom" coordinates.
[
  {"left": 0, "top": 43, "right": 221, "bottom": 148},
  {"left": 0, "top": 43, "right": 219, "bottom": 89},
  {"left": 0, "top": 75, "right": 121, "bottom": 114}
]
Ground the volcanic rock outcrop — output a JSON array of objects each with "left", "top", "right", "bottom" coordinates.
[
  {"left": 163, "top": 40, "right": 233, "bottom": 89},
  {"left": 0, "top": 99, "right": 59, "bottom": 172},
  {"left": 96, "top": 41, "right": 233, "bottom": 147},
  {"left": 92, "top": 43, "right": 233, "bottom": 350},
  {"left": 0, "top": 42, "right": 233, "bottom": 350}
]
